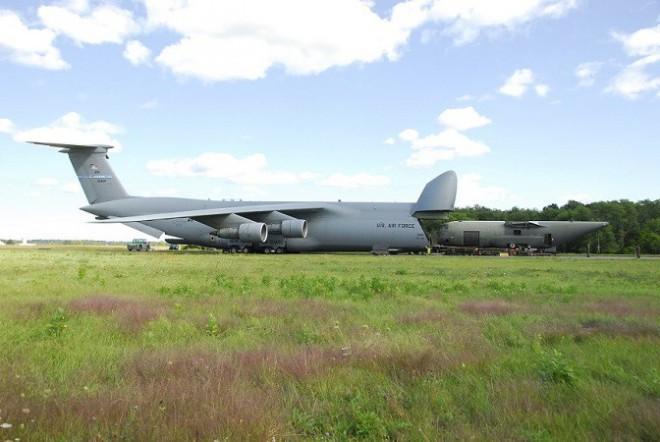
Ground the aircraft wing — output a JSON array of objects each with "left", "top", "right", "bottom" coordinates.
[
  {"left": 123, "top": 222, "right": 164, "bottom": 239},
  {"left": 91, "top": 203, "right": 325, "bottom": 225},
  {"left": 504, "top": 221, "right": 543, "bottom": 229}
]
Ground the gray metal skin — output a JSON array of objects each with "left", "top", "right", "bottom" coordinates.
[
  {"left": 33, "top": 142, "right": 457, "bottom": 253},
  {"left": 437, "top": 220, "right": 609, "bottom": 250}
]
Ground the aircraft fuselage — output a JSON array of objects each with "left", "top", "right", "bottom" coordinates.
[{"left": 84, "top": 197, "right": 429, "bottom": 252}]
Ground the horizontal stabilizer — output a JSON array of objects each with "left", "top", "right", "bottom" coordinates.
[{"left": 28, "top": 141, "right": 115, "bottom": 151}]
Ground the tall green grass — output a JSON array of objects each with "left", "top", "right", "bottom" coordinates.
[{"left": 0, "top": 247, "right": 658, "bottom": 440}]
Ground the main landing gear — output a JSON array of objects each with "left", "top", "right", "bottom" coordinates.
[
  {"left": 222, "top": 246, "right": 286, "bottom": 254},
  {"left": 224, "top": 246, "right": 250, "bottom": 254},
  {"left": 263, "top": 246, "right": 285, "bottom": 254}
]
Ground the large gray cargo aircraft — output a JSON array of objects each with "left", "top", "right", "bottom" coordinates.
[
  {"left": 32, "top": 142, "right": 457, "bottom": 253},
  {"left": 437, "top": 220, "right": 608, "bottom": 251}
]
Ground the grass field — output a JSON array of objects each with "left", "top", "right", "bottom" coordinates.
[{"left": 0, "top": 247, "right": 658, "bottom": 441}]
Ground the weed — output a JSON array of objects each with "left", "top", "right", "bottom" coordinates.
[
  {"left": 205, "top": 313, "right": 220, "bottom": 336},
  {"left": 76, "top": 265, "right": 87, "bottom": 280},
  {"left": 538, "top": 349, "right": 578, "bottom": 386},
  {"left": 45, "top": 308, "right": 68, "bottom": 337}
]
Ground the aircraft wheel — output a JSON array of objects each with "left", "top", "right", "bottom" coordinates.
[
  {"left": 275, "top": 247, "right": 284, "bottom": 254},
  {"left": 230, "top": 247, "right": 238, "bottom": 254},
  {"left": 241, "top": 247, "right": 249, "bottom": 254},
  {"left": 264, "top": 247, "right": 272, "bottom": 254}
]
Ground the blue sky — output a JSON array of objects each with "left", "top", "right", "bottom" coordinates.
[{"left": 1, "top": 0, "right": 659, "bottom": 240}]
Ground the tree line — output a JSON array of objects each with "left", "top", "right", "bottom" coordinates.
[{"left": 429, "top": 199, "right": 660, "bottom": 254}]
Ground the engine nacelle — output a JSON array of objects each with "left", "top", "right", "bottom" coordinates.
[
  {"left": 216, "top": 223, "right": 268, "bottom": 243},
  {"left": 268, "top": 219, "right": 307, "bottom": 238},
  {"left": 282, "top": 219, "right": 307, "bottom": 238}
]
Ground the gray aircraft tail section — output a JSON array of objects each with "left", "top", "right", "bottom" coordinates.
[
  {"left": 29, "top": 142, "right": 129, "bottom": 204},
  {"left": 411, "top": 170, "right": 457, "bottom": 218}
]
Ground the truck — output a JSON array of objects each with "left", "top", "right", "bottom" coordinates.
[{"left": 127, "top": 238, "right": 151, "bottom": 252}]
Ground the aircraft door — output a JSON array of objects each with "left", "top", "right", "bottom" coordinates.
[
  {"left": 544, "top": 233, "right": 553, "bottom": 246},
  {"left": 464, "top": 231, "right": 480, "bottom": 247}
]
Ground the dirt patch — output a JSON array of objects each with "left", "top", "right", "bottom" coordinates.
[
  {"left": 68, "top": 295, "right": 167, "bottom": 331},
  {"left": 130, "top": 347, "right": 345, "bottom": 385},
  {"left": 585, "top": 298, "right": 660, "bottom": 318},
  {"left": 11, "top": 301, "right": 56, "bottom": 321},
  {"left": 610, "top": 398, "right": 660, "bottom": 441},
  {"left": 0, "top": 339, "right": 492, "bottom": 440},
  {"left": 579, "top": 319, "right": 659, "bottom": 338},
  {"left": 536, "top": 319, "right": 659, "bottom": 342},
  {"left": 397, "top": 309, "right": 447, "bottom": 325},
  {"left": 236, "top": 297, "right": 349, "bottom": 321},
  {"left": 459, "top": 300, "right": 518, "bottom": 316}
]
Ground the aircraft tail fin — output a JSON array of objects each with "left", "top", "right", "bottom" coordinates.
[
  {"left": 411, "top": 170, "right": 457, "bottom": 219},
  {"left": 29, "top": 141, "right": 129, "bottom": 204}
]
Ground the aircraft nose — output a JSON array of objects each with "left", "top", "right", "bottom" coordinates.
[{"left": 584, "top": 221, "right": 609, "bottom": 233}]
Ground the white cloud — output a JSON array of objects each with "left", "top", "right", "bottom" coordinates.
[
  {"left": 0, "top": 118, "right": 14, "bottom": 134},
  {"left": 123, "top": 40, "right": 151, "bottom": 66},
  {"left": 146, "top": 151, "right": 389, "bottom": 188},
  {"left": 607, "top": 55, "right": 660, "bottom": 98},
  {"left": 499, "top": 68, "right": 534, "bottom": 97},
  {"left": 146, "top": 152, "right": 315, "bottom": 185},
  {"left": 61, "top": 181, "right": 81, "bottom": 193},
  {"left": 397, "top": 107, "right": 492, "bottom": 168},
  {"left": 140, "top": 99, "right": 158, "bottom": 110},
  {"left": 143, "top": 0, "right": 579, "bottom": 82},
  {"left": 34, "top": 177, "right": 81, "bottom": 194},
  {"left": 0, "top": 0, "right": 579, "bottom": 77},
  {"left": 147, "top": 0, "right": 415, "bottom": 82},
  {"left": 608, "top": 25, "right": 660, "bottom": 98},
  {"left": 63, "top": 0, "right": 90, "bottom": 14},
  {"left": 384, "top": 137, "right": 396, "bottom": 145},
  {"left": 38, "top": 3, "right": 139, "bottom": 45},
  {"left": 456, "top": 94, "right": 474, "bottom": 101},
  {"left": 437, "top": 106, "right": 491, "bottom": 131},
  {"left": 499, "top": 68, "right": 550, "bottom": 97},
  {"left": 13, "top": 112, "right": 124, "bottom": 151},
  {"left": 36, "top": 177, "right": 59, "bottom": 187},
  {"left": 320, "top": 173, "right": 390, "bottom": 188},
  {"left": 0, "top": 10, "right": 68, "bottom": 70},
  {"left": 613, "top": 24, "right": 660, "bottom": 57},
  {"left": 534, "top": 83, "right": 550, "bottom": 96},
  {"left": 405, "top": 129, "right": 490, "bottom": 167},
  {"left": 398, "top": 129, "right": 420, "bottom": 142},
  {"left": 456, "top": 173, "right": 513, "bottom": 207},
  {"left": 575, "top": 62, "right": 602, "bottom": 87},
  {"left": 427, "top": 0, "right": 578, "bottom": 45}
]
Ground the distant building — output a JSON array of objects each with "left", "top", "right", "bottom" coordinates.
[
  {"left": 0, "top": 240, "right": 5, "bottom": 246},
  {"left": 19, "top": 239, "right": 35, "bottom": 247}
]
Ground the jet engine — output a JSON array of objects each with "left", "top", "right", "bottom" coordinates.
[
  {"left": 216, "top": 223, "right": 268, "bottom": 243},
  {"left": 268, "top": 219, "right": 307, "bottom": 238}
]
